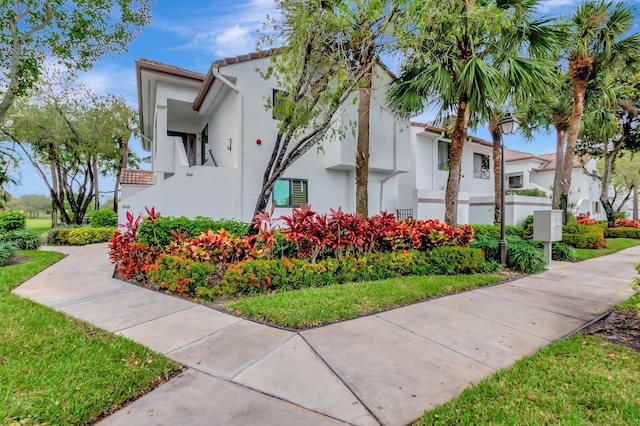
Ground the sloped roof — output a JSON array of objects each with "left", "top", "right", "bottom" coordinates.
[
  {"left": 505, "top": 148, "right": 590, "bottom": 171},
  {"left": 410, "top": 122, "right": 493, "bottom": 148},
  {"left": 120, "top": 169, "right": 155, "bottom": 185}
]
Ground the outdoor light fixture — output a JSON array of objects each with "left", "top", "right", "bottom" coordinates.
[{"left": 497, "top": 113, "right": 521, "bottom": 267}]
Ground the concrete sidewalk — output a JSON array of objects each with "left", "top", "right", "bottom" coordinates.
[{"left": 14, "top": 244, "right": 639, "bottom": 426}]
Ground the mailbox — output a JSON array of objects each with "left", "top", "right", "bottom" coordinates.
[{"left": 533, "top": 210, "right": 563, "bottom": 242}]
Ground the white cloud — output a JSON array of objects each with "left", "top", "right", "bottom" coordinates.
[
  {"left": 538, "top": 0, "right": 579, "bottom": 13},
  {"left": 77, "top": 64, "right": 138, "bottom": 105},
  {"left": 213, "top": 25, "right": 254, "bottom": 57}
]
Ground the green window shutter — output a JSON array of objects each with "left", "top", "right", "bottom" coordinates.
[
  {"left": 273, "top": 180, "right": 291, "bottom": 206},
  {"left": 291, "top": 180, "right": 307, "bottom": 206}
]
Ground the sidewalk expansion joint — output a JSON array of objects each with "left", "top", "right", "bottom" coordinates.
[
  {"left": 113, "top": 305, "right": 195, "bottom": 334},
  {"left": 297, "top": 332, "right": 384, "bottom": 425}
]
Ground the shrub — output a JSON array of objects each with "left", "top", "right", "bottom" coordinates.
[
  {"left": 562, "top": 224, "right": 605, "bottom": 248},
  {"left": 88, "top": 209, "right": 118, "bottom": 227},
  {"left": 137, "top": 215, "right": 249, "bottom": 247},
  {"left": 471, "top": 224, "right": 525, "bottom": 239},
  {"left": 0, "top": 229, "right": 41, "bottom": 250},
  {"left": 66, "top": 227, "right": 116, "bottom": 245},
  {"left": 0, "top": 210, "right": 27, "bottom": 233},
  {"left": 0, "top": 241, "right": 17, "bottom": 266},
  {"left": 507, "top": 240, "right": 546, "bottom": 273},
  {"left": 604, "top": 226, "right": 640, "bottom": 239},
  {"left": 505, "top": 188, "right": 547, "bottom": 197},
  {"left": 616, "top": 211, "right": 627, "bottom": 219},
  {"left": 146, "top": 254, "right": 215, "bottom": 295},
  {"left": 576, "top": 212, "right": 597, "bottom": 225},
  {"left": 551, "top": 242, "right": 576, "bottom": 262},
  {"left": 616, "top": 218, "right": 640, "bottom": 228},
  {"left": 632, "top": 262, "right": 640, "bottom": 291},
  {"left": 108, "top": 232, "right": 157, "bottom": 280},
  {"left": 222, "top": 247, "right": 487, "bottom": 296},
  {"left": 522, "top": 214, "right": 534, "bottom": 239},
  {"left": 43, "top": 225, "right": 82, "bottom": 245}
]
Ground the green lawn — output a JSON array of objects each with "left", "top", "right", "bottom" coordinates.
[
  {"left": 224, "top": 273, "right": 506, "bottom": 328},
  {"left": 414, "top": 333, "right": 640, "bottom": 425},
  {"left": 25, "top": 217, "right": 53, "bottom": 233},
  {"left": 1, "top": 250, "right": 181, "bottom": 425},
  {"left": 574, "top": 238, "right": 640, "bottom": 261}
]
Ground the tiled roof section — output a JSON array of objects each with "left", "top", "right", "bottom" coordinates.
[
  {"left": 213, "top": 48, "right": 282, "bottom": 67},
  {"left": 411, "top": 122, "right": 493, "bottom": 148},
  {"left": 505, "top": 149, "right": 590, "bottom": 171},
  {"left": 120, "top": 169, "right": 155, "bottom": 185}
]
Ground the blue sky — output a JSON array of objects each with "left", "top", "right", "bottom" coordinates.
[{"left": 7, "top": 0, "right": 633, "bottom": 197}]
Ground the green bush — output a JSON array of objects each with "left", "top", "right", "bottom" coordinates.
[
  {"left": 147, "top": 254, "right": 215, "bottom": 294},
  {"left": 471, "top": 224, "right": 525, "bottom": 239},
  {"left": 562, "top": 224, "right": 605, "bottom": 248},
  {"left": 551, "top": 242, "right": 576, "bottom": 262},
  {"left": 222, "top": 247, "right": 487, "bottom": 296},
  {"left": 0, "top": 241, "right": 17, "bottom": 266},
  {"left": 522, "top": 214, "right": 534, "bottom": 239},
  {"left": 632, "top": 262, "right": 640, "bottom": 291},
  {"left": 0, "top": 210, "right": 27, "bottom": 233},
  {"left": 66, "top": 227, "right": 116, "bottom": 245},
  {"left": 0, "top": 229, "right": 41, "bottom": 250},
  {"left": 616, "top": 211, "right": 627, "bottom": 219},
  {"left": 43, "top": 225, "right": 82, "bottom": 245},
  {"left": 137, "top": 216, "right": 250, "bottom": 247},
  {"left": 505, "top": 188, "right": 547, "bottom": 197},
  {"left": 603, "top": 227, "right": 640, "bottom": 239},
  {"left": 507, "top": 240, "right": 546, "bottom": 273},
  {"left": 88, "top": 209, "right": 118, "bottom": 227}
]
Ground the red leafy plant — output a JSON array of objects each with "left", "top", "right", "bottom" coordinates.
[{"left": 577, "top": 212, "right": 597, "bottom": 225}]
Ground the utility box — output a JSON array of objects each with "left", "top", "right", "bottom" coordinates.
[{"left": 533, "top": 210, "right": 563, "bottom": 242}]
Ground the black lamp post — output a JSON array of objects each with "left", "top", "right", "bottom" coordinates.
[{"left": 497, "top": 113, "right": 520, "bottom": 267}]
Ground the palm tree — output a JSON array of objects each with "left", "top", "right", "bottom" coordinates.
[
  {"left": 560, "top": 0, "right": 640, "bottom": 222},
  {"left": 388, "top": 0, "right": 559, "bottom": 227}
]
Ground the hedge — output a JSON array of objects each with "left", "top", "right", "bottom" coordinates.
[
  {"left": 470, "top": 224, "right": 525, "bottom": 239},
  {"left": 0, "top": 210, "right": 27, "bottom": 233},
  {"left": 137, "top": 216, "right": 250, "bottom": 247},
  {"left": 44, "top": 226, "right": 116, "bottom": 245},
  {"left": 604, "top": 227, "right": 640, "bottom": 239},
  {"left": 220, "top": 247, "right": 488, "bottom": 297},
  {"left": 88, "top": 209, "right": 118, "bottom": 227}
]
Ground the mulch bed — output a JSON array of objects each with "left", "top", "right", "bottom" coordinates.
[{"left": 582, "top": 308, "right": 640, "bottom": 354}]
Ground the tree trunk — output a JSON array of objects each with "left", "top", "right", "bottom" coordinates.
[
  {"left": 633, "top": 185, "right": 638, "bottom": 221},
  {"left": 562, "top": 56, "right": 593, "bottom": 224},
  {"left": 49, "top": 159, "right": 59, "bottom": 228},
  {"left": 355, "top": 77, "right": 372, "bottom": 217},
  {"left": 600, "top": 152, "right": 616, "bottom": 227},
  {"left": 489, "top": 120, "right": 502, "bottom": 224},
  {"left": 552, "top": 126, "right": 565, "bottom": 210},
  {"left": 93, "top": 154, "right": 100, "bottom": 210},
  {"left": 114, "top": 135, "right": 129, "bottom": 212},
  {"left": 445, "top": 98, "right": 470, "bottom": 228}
]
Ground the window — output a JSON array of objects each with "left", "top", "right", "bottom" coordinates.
[
  {"left": 273, "top": 178, "right": 308, "bottom": 207},
  {"left": 272, "top": 89, "right": 287, "bottom": 120},
  {"left": 508, "top": 175, "right": 523, "bottom": 189},
  {"left": 593, "top": 201, "right": 600, "bottom": 214},
  {"left": 437, "top": 141, "right": 450, "bottom": 171},
  {"left": 473, "top": 153, "right": 490, "bottom": 179}
]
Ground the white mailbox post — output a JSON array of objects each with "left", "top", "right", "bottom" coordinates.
[{"left": 533, "top": 210, "right": 563, "bottom": 268}]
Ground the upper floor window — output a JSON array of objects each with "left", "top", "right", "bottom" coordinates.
[
  {"left": 473, "top": 153, "right": 490, "bottom": 179},
  {"left": 273, "top": 178, "right": 308, "bottom": 207},
  {"left": 437, "top": 141, "right": 450, "bottom": 171},
  {"left": 508, "top": 175, "right": 523, "bottom": 189}
]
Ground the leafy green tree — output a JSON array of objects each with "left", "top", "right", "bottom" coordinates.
[
  {"left": 578, "top": 71, "right": 640, "bottom": 226},
  {"left": 19, "top": 193, "right": 50, "bottom": 217},
  {"left": 253, "top": 0, "right": 390, "bottom": 218},
  {"left": 608, "top": 152, "right": 640, "bottom": 220},
  {"left": 0, "top": 0, "right": 152, "bottom": 123},
  {"left": 5, "top": 73, "right": 138, "bottom": 225},
  {"left": 388, "top": 0, "right": 558, "bottom": 227},
  {"left": 559, "top": 0, "right": 640, "bottom": 223}
]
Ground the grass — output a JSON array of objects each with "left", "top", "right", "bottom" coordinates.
[
  {"left": 1, "top": 250, "right": 181, "bottom": 425},
  {"left": 617, "top": 292, "right": 640, "bottom": 314},
  {"left": 224, "top": 273, "right": 506, "bottom": 328},
  {"left": 574, "top": 238, "right": 640, "bottom": 261},
  {"left": 414, "top": 333, "right": 640, "bottom": 425},
  {"left": 25, "top": 217, "right": 53, "bottom": 233}
]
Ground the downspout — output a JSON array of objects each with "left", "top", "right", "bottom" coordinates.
[{"left": 211, "top": 67, "right": 243, "bottom": 220}]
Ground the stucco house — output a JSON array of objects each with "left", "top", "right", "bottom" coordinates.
[
  {"left": 119, "top": 53, "right": 411, "bottom": 225},
  {"left": 504, "top": 149, "right": 603, "bottom": 219}
]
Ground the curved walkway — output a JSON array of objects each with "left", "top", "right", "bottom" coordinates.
[{"left": 14, "top": 244, "right": 640, "bottom": 426}]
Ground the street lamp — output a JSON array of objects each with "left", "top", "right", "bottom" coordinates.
[{"left": 497, "top": 113, "right": 521, "bottom": 267}]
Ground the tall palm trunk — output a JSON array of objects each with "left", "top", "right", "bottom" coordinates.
[
  {"left": 552, "top": 126, "right": 565, "bottom": 209},
  {"left": 445, "top": 98, "right": 470, "bottom": 227},
  {"left": 561, "top": 56, "right": 593, "bottom": 223},
  {"left": 489, "top": 120, "right": 502, "bottom": 224},
  {"left": 355, "top": 79, "right": 372, "bottom": 217},
  {"left": 599, "top": 149, "right": 616, "bottom": 227},
  {"left": 92, "top": 154, "right": 99, "bottom": 210}
]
